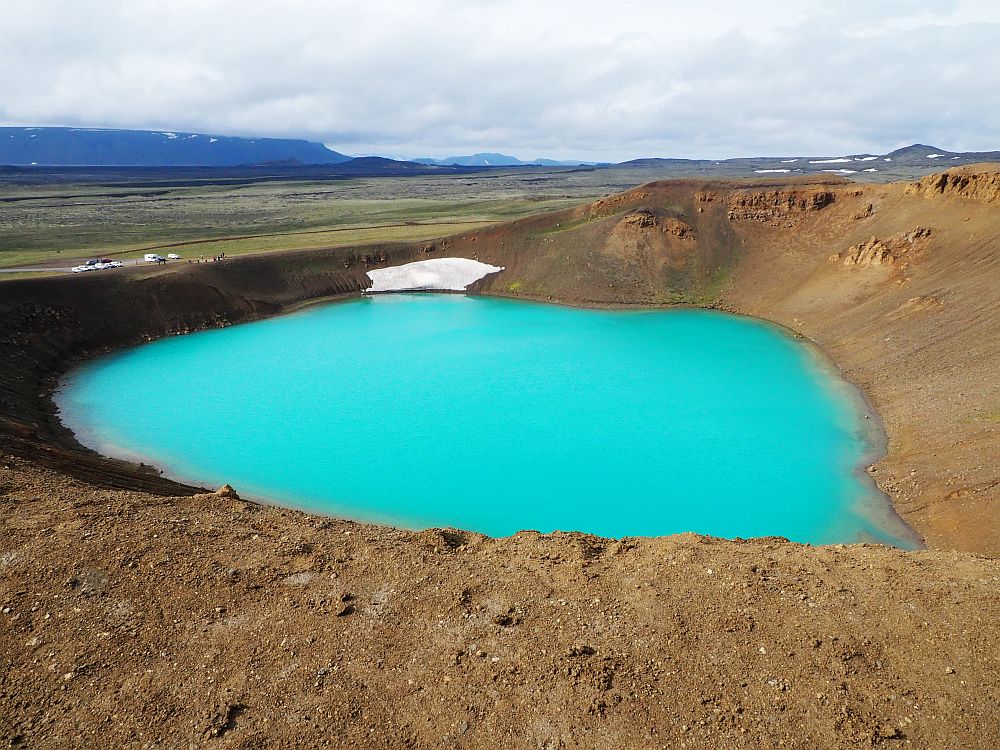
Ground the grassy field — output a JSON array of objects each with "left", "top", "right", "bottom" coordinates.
[{"left": 0, "top": 176, "right": 590, "bottom": 267}]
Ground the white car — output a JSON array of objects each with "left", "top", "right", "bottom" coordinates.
[
  {"left": 144, "top": 253, "right": 165, "bottom": 263},
  {"left": 70, "top": 259, "right": 122, "bottom": 273},
  {"left": 167, "top": 253, "right": 182, "bottom": 260}
]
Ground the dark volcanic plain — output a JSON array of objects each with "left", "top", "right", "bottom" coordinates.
[{"left": 2, "top": 166, "right": 999, "bottom": 748}]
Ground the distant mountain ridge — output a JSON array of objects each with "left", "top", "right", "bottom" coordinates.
[
  {"left": 0, "top": 127, "right": 351, "bottom": 167},
  {"left": 614, "top": 143, "right": 1000, "bottom": 178},
  {"left": 413, "top": 152, "right": 600, "bottom": 167},
  {"left": 3, "top": 128, "right": 998, "bottom": 180}
]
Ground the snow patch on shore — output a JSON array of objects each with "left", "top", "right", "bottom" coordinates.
[{"left": 366, "top": 258, "right": 504, "bottom": 293}]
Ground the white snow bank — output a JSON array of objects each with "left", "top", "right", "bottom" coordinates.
[
  {"left": 809, "top": 158, "right": 852, "bottom": 164},
  {"left": 365, "top": 258, "right": 504, "bottom": 293},
  {"left": 927, "top": 153, "right": 943, "bottom": 159},
  {"left": 821, "top": 168, "right": 858, "bottom": 174},
  {"left": 780, "top": 158, "right": 799, "bottom": 163},
  {"left": 855, "top": 156, "right": 878, "bottom": 161},
  {"left": 754, "top": 169, "right": 790, "bottom": 173},
  {"left": 863, "top": 168, "right": 878, "bottom": 172}
]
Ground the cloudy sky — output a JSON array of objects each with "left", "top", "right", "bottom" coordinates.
[{"left": 2, "top": 1, "right": 999, "bottom": 161}]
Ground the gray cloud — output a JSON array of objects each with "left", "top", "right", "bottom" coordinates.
[{"left": 1, "top": 0, "right": 998, "bottom": 160}]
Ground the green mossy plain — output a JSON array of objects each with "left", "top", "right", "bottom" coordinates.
[{"left": 0, "top": 175, "right": 595, "bottom": 268}]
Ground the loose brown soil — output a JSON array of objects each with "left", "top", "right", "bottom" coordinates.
[{"left": 2, "top": 168, "right": 999, "bottom": 748}]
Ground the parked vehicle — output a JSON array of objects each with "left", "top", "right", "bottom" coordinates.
[
  {"left": 167, "top": 253, "right": 182, "bottom": 260},
  {"left": 69, "top": 255, "right": 122, "bottom": 273},
  {"left": 144, "top": 253, "right": 166, "bottom": 263}
]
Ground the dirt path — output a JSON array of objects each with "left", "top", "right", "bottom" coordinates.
[{"left": 0, "top": 219, "right": 493, "bottom": 272}]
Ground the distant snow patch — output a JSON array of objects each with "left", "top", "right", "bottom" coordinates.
[
  {"left": 926, "top": 153, "right": 943, "bottom": 159},
  {"left": 884, "top": 157, "right": 892, "bottom": 161},
  {"left": 863, "top": 168, "right": 878, "bottom": 172},
  {"left": 366, "top": 258, "right": 504, "bottom": 293},
  {"left": 951, "top": 156, "right": 961, "bottom": 159},
  {"left": 809, "top": 158, "right": 852, "bottom": 164},
  {"left": 821, "top": 168, "right": 857, "bottom": 174},
  {"left": 754, "top": 169, "right": 791, "bottom": 173},
  {"left": 160, "top": 132, "right": 178, "bottom": 139},
  {"left": 209, "top": 138, "right": 218, "bottom": 143},
  {"left": 780, "top": 159, "right": 798, "bottom": 163},
  {"left": 855, "top": 156, "right": 878, "bottom": 161}
]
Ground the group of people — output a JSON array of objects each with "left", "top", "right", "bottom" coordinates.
[{"left": 189, "top": 252, "right": 228, "bottom": 263}]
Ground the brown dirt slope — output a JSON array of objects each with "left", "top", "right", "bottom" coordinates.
[{"left": 1, "top": 167, "right": 999, "bottom": 748}]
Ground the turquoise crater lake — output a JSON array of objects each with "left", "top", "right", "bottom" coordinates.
[{"left": 58, "top": 294, "right": 918, "bottom": 547}]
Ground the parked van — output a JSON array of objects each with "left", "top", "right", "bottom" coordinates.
[{"left": 144, "top": 253, "right": 165, "bottom": 263}]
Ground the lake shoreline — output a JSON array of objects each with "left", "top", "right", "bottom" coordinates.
[{"left": 3, "top": 169, "right": 998, "bottom": 550}]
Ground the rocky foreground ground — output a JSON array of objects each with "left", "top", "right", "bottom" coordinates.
[{"left": 2, "top": 458, "right": 999, "bottom": 749}]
